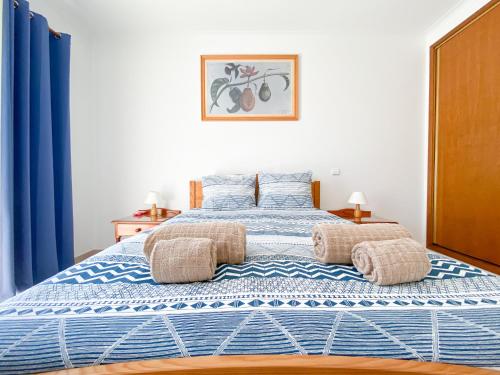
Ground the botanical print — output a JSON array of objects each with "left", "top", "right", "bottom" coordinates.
[{"left": 202, "top": 55, "right": 298, "bottom": 120}]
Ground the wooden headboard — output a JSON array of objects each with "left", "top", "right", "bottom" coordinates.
[{"left": 190, "top": 179, "right": 320, "bottom": 209}]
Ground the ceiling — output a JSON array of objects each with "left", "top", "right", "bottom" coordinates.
[{"left": 57, "top": 0, "right": 462, "bottom": 34}]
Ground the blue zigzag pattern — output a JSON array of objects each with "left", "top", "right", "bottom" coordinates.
[
  {"left": 48, "top": 262, "right": 152, "bottom": 284},
  {"left": 258, "top": 172, "right": 314, "bottom": 209},
  {"left": 201, "top": 174, "right": 256, "bottom": 210},
  {"left": 214, "top": 262, "right": 365, "bottom": 281},
  {"left": 46, "top": 258, "right": 489, "bottom": 286}
]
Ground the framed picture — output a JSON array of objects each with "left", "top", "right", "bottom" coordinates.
[{"left": 201, "top": 54, "right": 298, "bottom": 121}]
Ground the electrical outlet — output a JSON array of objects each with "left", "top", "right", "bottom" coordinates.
[{"left": 330, "top": 168, "right": 341, "bottom": 176}]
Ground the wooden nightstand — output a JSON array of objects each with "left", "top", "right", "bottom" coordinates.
[
  {"left": 112, "top": 209, "right": 181, "bottom": 242},
  {"left": 328, "top": 208, "right": 398, "bottom": 224}
]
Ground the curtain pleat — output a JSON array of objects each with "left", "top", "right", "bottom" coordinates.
[
  {"left": 1, "top": 0, "right": 74, "bottom": 297},
  {"left": 50, "top": 33, "right": 73, "bottom": 271},
  {"left": 13, "top": 0, "right": 33, "bottom": 290},
  {"left": 29, "top": 13, "right": 60, "bottom": 284},
  {"left": 0, "top": 0, "right": 15, "bottom": 300}
]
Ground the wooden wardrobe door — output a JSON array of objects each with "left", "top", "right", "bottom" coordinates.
[{"left": 428, "top": 1, "right": 500, "bottom": 269}]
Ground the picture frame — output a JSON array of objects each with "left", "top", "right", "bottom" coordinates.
[{"left": 201, "top": 54, "right": 298, "bottom": 121}]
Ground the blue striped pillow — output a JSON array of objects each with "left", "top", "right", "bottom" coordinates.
[
  {"left": 202, "top": 174, "right": 256, "bottom": 210},
  {"left": 257, "top": 171, "right": 313, "bottom": 209}
]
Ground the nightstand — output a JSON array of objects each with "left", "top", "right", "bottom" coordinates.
[
  {"left": 112, "top": 209, "right": 181, "bottom": 242},
  {"left": 327, "top": 208, "right": 398, "bottom": 224}
]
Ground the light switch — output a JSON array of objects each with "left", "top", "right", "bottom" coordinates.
[{"left": 330, "top": 168, "right": 341, "bottom": 176}]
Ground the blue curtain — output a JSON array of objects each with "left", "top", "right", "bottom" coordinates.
[
  {"left": 0, "top": 0, "right": 73, "bottom": 298},
  {"left": 0, "top": 0, "right": 15, "bottom": 300}
]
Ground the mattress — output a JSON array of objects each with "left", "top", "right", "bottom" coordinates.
[{"left": 0, "top": 209, "right": 499, "bottom": 373}]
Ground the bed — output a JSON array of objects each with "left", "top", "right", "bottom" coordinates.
[{"left": 0, "top": 181, "right": 499, "bottom": 374}]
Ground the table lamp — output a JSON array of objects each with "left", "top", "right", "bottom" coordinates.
[
  {"left": 348, "top": 192, "right": 367, "bottom": 219},
  {"left": 144, "top": 191, "right": 161, "bottom": 217}
]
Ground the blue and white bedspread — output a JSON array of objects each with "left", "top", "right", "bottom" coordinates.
[{"left": 1, "top": 209, "right": 499, "bottom": 373}]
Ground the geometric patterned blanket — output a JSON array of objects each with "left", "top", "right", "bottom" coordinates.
[{"left": 0, "top": 209, "right": 499, "bottom": 374}]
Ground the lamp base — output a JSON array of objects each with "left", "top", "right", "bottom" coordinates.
[
  {"left": 354, "top": 204, "right": 362, "bottom": 219},
  {"left": 150, "top": 203, "right": 158, "bottom": 217}
]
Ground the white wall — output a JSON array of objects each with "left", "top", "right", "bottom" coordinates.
[
  {"left": 29, "top": 2, "right": 482, "bottom": 255},
  {"left": 28, "top": 1, "right": 98, "bottom": 255},
  {"left": 426, "top": 0, "right": 490, "bottom": 43},
  {"left": 89, "top": 31, "right": 426, "bottom": 250}
]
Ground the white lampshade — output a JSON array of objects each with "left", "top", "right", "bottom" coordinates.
[
  {"left": 348, "top": 192, "right": 367, "bottom": 205},
  {"left": 144, "top": 191, "right": 161, "bottom": 205}
]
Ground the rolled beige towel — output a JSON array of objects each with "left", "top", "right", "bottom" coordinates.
[
  {"left": 150, "top": 238, "right": 217, "bottom": 283},
  {"left": 144, "top": 222, "right": 246, "bottom": 264},
  {"left": 352, "top": 238, "right": 431, "bottom": 285},
  {"left": 312, "top": 223, "right": 412, "bottom": 264}
]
